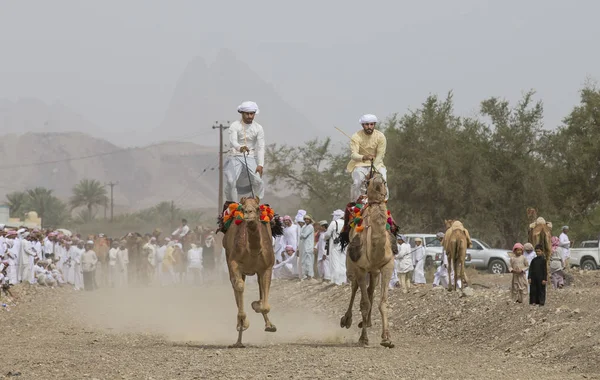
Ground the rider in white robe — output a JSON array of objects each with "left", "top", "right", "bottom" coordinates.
[{"left": 224, "top": 101, "right": 265, "bottom": 202}]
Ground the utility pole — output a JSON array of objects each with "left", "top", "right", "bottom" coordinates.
[
  {"left": 170, "top": 200, "right": 175, "bottom": 232},
  {"left": 106, "top": 181, "right": 118, "bottom": 222},
  {"left": 212, "top": 121, "right": 230, "bottom": 216}
]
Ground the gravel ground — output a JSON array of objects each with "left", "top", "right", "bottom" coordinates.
[{"left": 1, "top": 270, "right": 598, "bottom": 379}]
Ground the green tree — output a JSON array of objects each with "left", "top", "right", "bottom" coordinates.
[
  {"left": 43, "top": 197, "right": 71, "bottom": 227},
  {"left": 543, "top": 83, "right": 600, "bottom": 225},
  {"left": 24, "top": 187, "right": 55, "bottom": 225},
  {"left": 69, "top": 179, "right": 109, "bottom": 217},
  {"left": 4, "top": 191, "right": 28, "bottom": 217},
  {"left": 266, "top": 137, "right": 350, "bottom": 221}
]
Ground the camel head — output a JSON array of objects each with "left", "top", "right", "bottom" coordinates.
[
  {"left": 444, "top": 219, "right": 455, "bottom": 229},
  {"left": 239, "top": 196, "right": 261, "bottom": 225},
  {"left": 526, "top": 207, "right": 537, "bottom": 223},
  {"left": 366, "top": 172, "right": 387, "bottom": 202}
]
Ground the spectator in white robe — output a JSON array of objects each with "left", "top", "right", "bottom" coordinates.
[
  {"left": 224, "top": 101, "right": 265, "bottom": 202},
  {"left": 63, "top": 241, "right": 74, "bottom": 284},
  {"left": 412, "top": 237, "right": 426, "bottom": 284},
  {"left": 325, "top": 209, "right": 346, "bottom": 285},
  {"left": 316, "top": 221, "right": 330, "bottom": 282},
  {"left": 187, "top": 244, "right": 203, "bottom": 286},
  {"left": 81, "top": 241, "right": 98, "bottom": 291},
  {"left": 391, "top": 235, "right": 413, "bottom": 292},
  {"left": 299, "top": 215, "right": 315, "bottom": 280},
  {"left": 522, "top": 242, "right": 536, "bottom": 279},
  {"left": 273, "top": 235, "right": 285, "bottom": 264},
  {"left": 155, "top": 240, "right": 167, "bottom": 285},
  {"left": 433, "top": 232, "right": 449, "bottom": 287},
  {"left": 273, "top": 245, "right": 298, "bottom": 279},
  {"left": 43, "top": 233, "right": 55, "bottom": 260},
  {"left": 559, "top": 226, "right": 571, "bottom": 263},
  {"left": 107, "top": 241, "right": 119, "bottom": 287},
  {"left": 282, "top": 216, "right": 299, "bottom": 250},
  {"left": 19, "top": 232, "right": 37, "bottom": 284},
  {"left": 72, "top": 241, "right": 84, "bottom": 290},
  {"left": 4, "top": 238, "right": 18, "bottom": 285},
  {"left": 116, "top": 240, "right": 129, "bottom": 287}
]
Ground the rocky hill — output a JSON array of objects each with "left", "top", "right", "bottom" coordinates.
[
  {"left": 0, "top": 131, "right": 303, "bottom": 215},
  {"left": 0, "top": 132, "right": 219, "bottom": 211}
]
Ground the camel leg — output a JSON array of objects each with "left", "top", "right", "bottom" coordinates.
[
  {"left": 254, "top": 268, "right": 277, "bottom": 333},
  {"left": 228, "top": 261, "right": 249, "bottom": 348},
  {"left": 379, "top": 260, "right": 395, "bottom": 348},
  {"left": 461, "top": 256, "right": 469, "bottom": 289},
  {"left": 357, "top": 271, "right": 371, "bottom": 346},
  {"left": 447, "top": 257, "right": 454, "bottom": 292},
  {"left": 358, "top": 272, "right": 376, "bottom": 329},
  {"left": 340, "top": 279, "right": 358, "bottom": 329}
]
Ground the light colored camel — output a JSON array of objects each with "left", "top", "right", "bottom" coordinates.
[
  {"left": 340, "top": 172, "right": 395, "bottom": 348},
  {"left": 443, "top": 220, "right": 472, "bottom": 292},
  {"left": 528, "top": 215, "right": 552, "bottom": 277},
  {"left": 223, "top": 196, "right": 277, "bottom": 348}
]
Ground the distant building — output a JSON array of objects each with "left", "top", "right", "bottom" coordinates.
[{"left": 0, "top": 205, "right": 42, "bottom": 229}]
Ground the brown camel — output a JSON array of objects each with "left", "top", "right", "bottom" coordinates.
[
  {"left": 339, "top": 172, "right": 395, "bottom": 348},
  {"left": 222, "top": 196, "right": 277, "bottom": 348},
  {"left": 528, "top": 215, "right": 552, "bottom": 276},
  {"left": 90, "top": 234, "right": 110, "bottom": 287},
  {"left": 443, "top": 219, "right": 472, "bottom": 292}
]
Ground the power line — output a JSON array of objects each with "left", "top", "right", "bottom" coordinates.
[
  {"left": 0, "top": 131, "right": 214, "bottom": 171},
  {"left": 171, "top": 159, "right": 219, "bottom": 206}
]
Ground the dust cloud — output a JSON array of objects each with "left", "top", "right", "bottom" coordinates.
[{"left": 73, "top": 282, "right": 350, "bottom": 346}]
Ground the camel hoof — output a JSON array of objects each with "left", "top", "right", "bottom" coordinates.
[
  {"left": 358, "top": 321, "right": 372, "bottom": 329},
  {"left": 340, "top": 315, "right": 352, "bottom": 329},
  {"left": 228, "top": 343, "right": 245, "bottom": 349},
  {"left": 265, "top": 325, "right": 277, "bottom": 333},
  {"left": 251, "top": 301, "right": 261, "bottom": 313},
  {"left": 380, "top": 340, "right": 395, "bottom": 349},
  {"left": 358, "top": 338, "right": 369, "bottom": 347}
]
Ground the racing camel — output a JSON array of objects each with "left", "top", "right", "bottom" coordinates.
[
  {"left": 220, "top": 197, "right": 282, "bottom": 348},
  {"left": 443, "top": 219, "right": 472, "bottom": 292},
  {"left": 339, "top": 172, "right": 395, "bottom": 348}
]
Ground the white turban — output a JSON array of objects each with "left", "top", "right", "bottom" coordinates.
[
  {"left": 21, "top": 232, "right": 30, "bottom": 239},
  {"left": 295, "top": 214, "right": 304, "bottom": 223},
  {"left": 237, "top": 101, "right": 260, "bottom": 114},
  {"left": 359, "top": 114, "right": 378, "bottom": 125},
  {"left": 295, "top": 209, "right": 306, "bottom": 221},
  {"left": 86, "top": 240, "right": 94, "bottom": 245},
  {"left": 331, "top": 209, "right": 344, "bottom": 220}
]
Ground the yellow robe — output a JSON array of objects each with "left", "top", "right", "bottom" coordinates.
[{"left": 346, "top": 129, "right": 387, "bottom": 173}]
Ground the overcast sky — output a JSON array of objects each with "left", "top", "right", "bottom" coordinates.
[{"left": 0, "top": 0, "right": 598, "bottom": 146}]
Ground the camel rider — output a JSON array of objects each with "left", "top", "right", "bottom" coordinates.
[
  {"left": 347, "top": 114, "right": 388, "bottom": 201},
  {"left": 224, "top": 101, "right": 265, "bottom": 202}
]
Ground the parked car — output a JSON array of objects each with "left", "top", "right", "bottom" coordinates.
[
  {"left": 578, "top": 240, "right": 599, "bottom": 248},
  {"left": 569, "top": 245, "right": 599, "bottom": 270},
  {"left": 425, "top": 238, "right": 511, "bottom": 274}
]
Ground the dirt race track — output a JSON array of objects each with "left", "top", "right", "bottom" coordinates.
[{"left": 2, "top": 270, "right": 600, "bottom": 380}]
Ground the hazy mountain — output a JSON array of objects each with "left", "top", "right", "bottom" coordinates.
[
  {"left": 0, "top": 131, "right": 220, "bottom": 212},
  {"left": 158, "top": 49, "right": 318, "bottom": 145},
  {"left": 0, "top": 131, "right": 303, "bottom": 217}
]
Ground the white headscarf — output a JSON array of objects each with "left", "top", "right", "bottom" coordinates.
[
  {"left": 331, "top": 209, "right": 344, "bottom": 220},
  {"left": 295, "top": 209, "right": 306, "bottom": 222},
  {"left": 237, "top": 101, "right": 260, "bottom": 114},
  {"left": 359, "top": 114, "right": 378, "bottom": 124}
]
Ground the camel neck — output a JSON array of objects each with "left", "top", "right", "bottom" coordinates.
[{"left": 246, "top": 221, "right": 262, "bottom": 250}]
